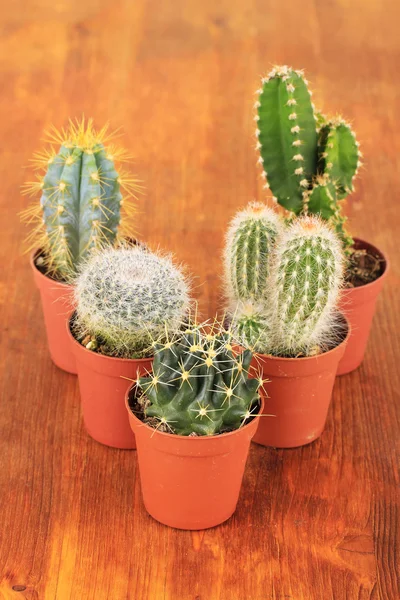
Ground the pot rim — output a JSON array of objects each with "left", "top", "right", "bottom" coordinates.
[
  {"left": 30, "top": 248, "right": 73, "bottom": 289},
  {"left": 254, "top": 312, "right": 350, "bottom": 364},
  {"left": 347, "top": 237, "right": 390, "bottom": 291},
  {"left": 67, "top": 312, "right": 154, "bottom": 364},
  {"left": 125, "top": 383, "right": 265, "bottom": 442}
]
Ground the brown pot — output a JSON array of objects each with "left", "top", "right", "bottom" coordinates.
[
  {"left": 252, "top": 316, "right": 350, "bottom": 448},
  {"left": 126, "top": 385, "right": 264, "bottom": 530},
  {"left": 68, "top": 317, "right": 153, "bottom": 449},
  {"left": 337, "top": 238, "right": 388, "bottom": 375},
  {"left": 31, "top": 250, "right": 77, "bottom": 374}
]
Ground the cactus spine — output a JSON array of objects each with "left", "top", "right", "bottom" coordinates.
[
  {"left": 224, "top": 202, "right": 282, "bottom": 306},
  {"left": 268, "top": 216, "right": 344, "bottom": 356},
  {"left": 137, "top": 321, "right": 262, "bottom": 436},
  {"left": 74, "top": 246, "right": 191, "bottom": 358},
  {"left": 255, "top": 66, "right": 362, "bottom": 249},
  {"left": 21, "top": 118, "right": 139, "bottom": 280}
]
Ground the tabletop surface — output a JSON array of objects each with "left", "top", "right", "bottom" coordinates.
[{"left": 0, "top": 1, "right": 399, "bottom": 599}]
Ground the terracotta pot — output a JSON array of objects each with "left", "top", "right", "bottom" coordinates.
[
  {"left": 126, "top": 386, "right": 264, "bottom": 530},
  {"left": 68, "top": 316, "right": 153, "bottom": 449},
  {"left": 30, "top": 250, "right": 77, "bottom": 374},
  {"left": 337, "top": 238, "right": 388, "bottom": 375},
  {"left": 252, "top": 316, "right": 350, "bottom": 448}
]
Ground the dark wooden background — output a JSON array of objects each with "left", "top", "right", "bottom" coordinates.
[{"left": 0, "top": 1, "right": 399, "bottom": 598}]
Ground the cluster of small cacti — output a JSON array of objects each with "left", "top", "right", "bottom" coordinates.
[
  {"left": 21, "top": 118, "right": 139, "bottom": 280},
  {"left": 255, "top": 66, "right": 362, "bottom": 249},
  {"left": 224, "top": 203, "right": 344, "bottom": 356},
  {"left": 74, "top": 246, "right": 191, "bottom": 358},
  {"left": 136, "top": 319, "right": 263, "bottom": 436}
]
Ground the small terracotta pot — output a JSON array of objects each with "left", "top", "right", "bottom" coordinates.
[
  {"left": 68, "top": 316, "right": 153, "bottom": 449},
  {"left": 31, "top": 250, "right": 77, "bottom": 374},
  {"left": 337, "top": 238, "right": 388, "bottom": 375},
  {"left": 252, "top": 316, "right": 350, "bottom": 448},
  {"left": 126, "top": 386, "right": 264, "bottom": 530}
]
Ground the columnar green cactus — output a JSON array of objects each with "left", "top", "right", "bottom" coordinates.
[
  {"left": 268, "top": 216, "right": 344, "bottom": 356},
  {"left": 223, "top": 202, "right": 282, "bottom": 307},
  {"left": 137, "top": 320, "right": 262, "bottom": 436},
  {"left": 21, "top": 118, "right": 139, "bottom": 280},
  {"left": 256, "top": 66, "right": 318, "bottom": 213},
  {"left": 74, "top": 246, "right": 191, "bottom": 358},
  {"left": 255, "top": 66, "right": 362, "bottom": 249}
]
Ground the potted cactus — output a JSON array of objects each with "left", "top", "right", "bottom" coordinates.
[
  {"left": 254, "top": 65, "right": 388, "bottom": 374},
  {"left": 68, "top": 245, "right": 191, "bottom": 449},
  {"left": 21, "top": 118, "right": 139, "bottom": 373},
  {"left": 125, "top": 319, "right": 265, "bottom": 530},
  {"left": 224, "top": 205, "right": 349, "bottom": 448}
]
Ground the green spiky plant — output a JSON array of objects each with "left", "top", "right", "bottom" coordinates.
[
  {"left": 224, "top": 212, "right": 345, "bottom": 357},
  {"left": 267, "top": 215, "right": 344, "bottom": 356},
  {"left": 254, "top": 66, "right": 362, "bottom": 250},
  {"left": 21, "top": 118, "right": 140, "bottom": 280},
  {"left": 135, "top": 319, "right": 264, "bottom": 436},
  {"left": 74, "top": 246, "right": 191, "bottom": 358},
  {"left": 223, "top": 201, "right": 282, "bottom": 307}
]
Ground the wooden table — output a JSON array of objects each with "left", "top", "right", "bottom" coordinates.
[{"left": 1, "top": 1, "right": 399, "bottom": 598}]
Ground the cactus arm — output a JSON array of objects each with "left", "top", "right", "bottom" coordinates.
[
  {"left": 306, "top": 179, "right": 337, "bottom": 219},
  {"left": 257, "top": 67, "right": 318, "bottom": 213},
  {"left": 318, "top": 121, "right": 360, "bottom": 199}
]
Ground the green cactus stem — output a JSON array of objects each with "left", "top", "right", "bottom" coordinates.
[
  {"left": 268, "top": 216, "right": 344, "bottom": 356},
  {"left": 74, "top": 246, "right": 191, "bottom": 358},
  {"left": 255, "top": 66, "right": 317, "bottom": 213},
  {"left": 318, "top": 118, "right": 361, "bottom": 199},
  {"left": 223, "top": 202, "right": 282, "bottom": 307},
  {"left": 137, "top": 320, "right": 263, "bottom": 436},
  {"left": 21, "top": 118, "right": 139, "bottom": 280}
]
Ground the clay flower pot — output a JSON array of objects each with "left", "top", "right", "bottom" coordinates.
[
  {"left": 31, "top": 249, "right": 77, "bottom": 374},
  {"left": 126, "top": 385, "right": 264, "bottom": 530},
  {"left": 68, "top": 316, "right": 153, "bottom": 449},
  {"left": 337, "top": 239, "right": 388, "bottom": 375},
  {"left": 252, "top": 316, "right": 350, "bottom": 449}
]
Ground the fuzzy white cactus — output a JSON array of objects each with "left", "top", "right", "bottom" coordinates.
[
  {"left": 223, "top": 201, "right": 282, "bottom": 310},
  {"left": 74, "top": 246, "right": 191, "bottom": 357},
  {"left": 267, "top": 215, "right": 344, "bottom": 356}
]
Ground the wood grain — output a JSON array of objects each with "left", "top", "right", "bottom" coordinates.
[{"left": 0, "top": 1, "right": 399, "bottom": 598}]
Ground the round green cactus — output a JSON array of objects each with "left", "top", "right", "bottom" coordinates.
[
  {"left": 137, "top": 320, "right": 263, "bottom": 436},
  {"left": 21, "top": 118, "right": 139, "bottom": 280},
  {"left": 74, "top": 246, "right": 191, "bottom": 358},
  {"left": 224, "top": 202, "right": 282, "bottom": 307}
]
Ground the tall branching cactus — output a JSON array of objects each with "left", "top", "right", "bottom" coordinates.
[
  {"left": 268, "top": 216, "right": 344, "bottom": 356},
  {"left": 74, "top": 246, "right": 191, "bottom": 358},
  {"left": 255, "top": 66, "right": 362, "bottom": 249},
  {"left": 137, "top": 320, "right": 263, "bottom": 436},
  {"left": 21, "top": 118, "right": 140, "bottom": 280}
]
